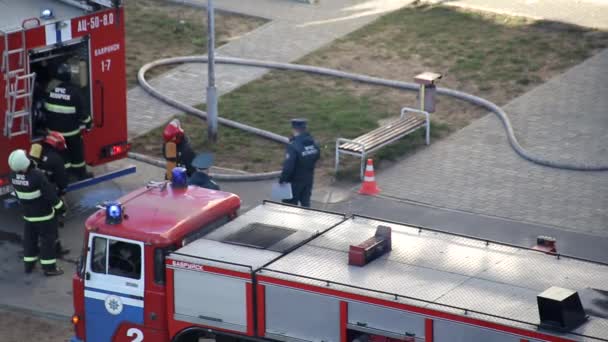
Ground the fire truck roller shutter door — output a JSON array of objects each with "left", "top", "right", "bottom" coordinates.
[
  {"left": 347, "top": 301, "right": 426, "bottom": 338},
  {"left": 264, "top": 284, "right": 340, "bottom": 342},
  {"left": 433, "top": 319, "right": 538, "bottom": 342}
]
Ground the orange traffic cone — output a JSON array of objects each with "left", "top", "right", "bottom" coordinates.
[{"left": 359, "top": 159, "right": 380, "bottom": 195}]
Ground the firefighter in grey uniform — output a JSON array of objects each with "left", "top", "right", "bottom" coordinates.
[
  {"left": 8, "top": 150, "right": 65, "bottom": 276},
  {"left": 43, "top": 63, "right": 92, "bottom": 180},
  {"left": 279, "top": 119, "right": 320, "bottom": 207}
]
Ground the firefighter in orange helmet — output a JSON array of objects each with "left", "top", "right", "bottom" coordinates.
[{"left": 162, "top": 119, "right": 196, "bottom": 177}]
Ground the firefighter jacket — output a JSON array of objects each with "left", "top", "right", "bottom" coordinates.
[
  {"left": 29, "top": 143, "right": 69, "bottom": 195},
  {"left": 280, "top": 132, "right": 320, "bottom": 185},
  {"left": 43, "top": 82, "right": 92, "bottom": 137},
  {"left": 162, "top": 136, "right": 196, "bottom": 176},
  {"left": 10, "top": 168, "right": 65, "bottom": 222}
]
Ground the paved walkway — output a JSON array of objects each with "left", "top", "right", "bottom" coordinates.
[
  {"left": 430, "top": 0, "right": 608, "bottom": 30},
  {"left": 378, "top": 49, "right": 608, "bottom": 236},
  {"left": 127, "top": 0, "right": 415, "bottom": 137}
]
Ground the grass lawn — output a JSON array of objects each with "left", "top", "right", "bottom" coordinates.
[
  {"left": 130, "top": 4, "right": 608, "bottom": 180},
  {"left": 124, "top": 0, "right": 266, "bottom": 88}
]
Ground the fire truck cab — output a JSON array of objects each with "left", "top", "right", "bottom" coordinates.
[
  {"left": 72, "top": 181, "right": 241, "bottom": 342},
  {"left": 1, "top": 0, "right": 130, "bottom": 196},
  {"left": 73, "top": 184, "right": 608, "bottom": 342}
]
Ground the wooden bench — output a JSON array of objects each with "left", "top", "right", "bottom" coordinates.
[{"left": 335, "top": 107, "right": 430, "bottom": 179}]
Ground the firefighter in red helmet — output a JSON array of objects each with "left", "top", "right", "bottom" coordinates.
[
  {"left": 162, "top": 119, "right": 196, "bottom": 177},
  {"left": 29, "top": 131, "right": 69, "bottom": 196}
]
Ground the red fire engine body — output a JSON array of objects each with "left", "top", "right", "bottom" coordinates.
[
  {"left": 72, "top": 184, "right": 608, "bottom": 342},
  {"left": 1, "top": 1, "right": 129, "bottom": 195}
]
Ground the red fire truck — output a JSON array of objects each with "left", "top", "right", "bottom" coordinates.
[
  {"left": 1, "top": 0, "right": 131, "bottom": 196},
  {"left": 71, "top": 182, "right": 608, "bottom": 342}
]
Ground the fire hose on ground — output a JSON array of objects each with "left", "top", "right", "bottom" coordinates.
[{"left": 130, "top": 56, "right": 608, "bottom": 181}]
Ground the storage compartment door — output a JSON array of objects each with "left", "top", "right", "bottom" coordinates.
[
  {"left": 348, "top": 301, "right": 426, "bottom": 340},
  {"left": 265, "top": 284, "right": 340, "bottom": 342},
  {"left": 173, "top": 269, "right": 248, "bottom": 333}
]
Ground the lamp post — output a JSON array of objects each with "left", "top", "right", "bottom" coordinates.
[{"left": 206, "top": 0, "right": 218, "bottom": 143}]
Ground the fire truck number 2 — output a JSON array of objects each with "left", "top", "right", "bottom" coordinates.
[
  {"left": 126, "top": 328, "right": 143, "bottom": 342},
  {"left": 77, "top": 13, "right": 114, "bottom": 32}
]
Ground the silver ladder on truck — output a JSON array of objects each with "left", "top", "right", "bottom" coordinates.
[{"left": 2, "top": 24, "right": 37, "bottom": 138}]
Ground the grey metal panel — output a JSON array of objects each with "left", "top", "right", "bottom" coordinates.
[
  {"left": 173, "top": 269, "right": 247, "bottom": 332},
  {"left": 0, "top": 0, "right": 85, "bottom": 30},
  {"left": 173, "top": 203, "right": 345, "bottom": 271},
  {"left": 348, "top": 301, "right": 425, "bottom": 338},
  {"left": 261, "top": 216, "right": 608, "bottom": 340},
  {"left": 266, "top": 244, "right": 469, "bottom": 302},
  {"left": 205, "top": 203, "right": 345, "bottom": 248},
  {"left": 433, "top": 319, "right": 521, "bottom": 342},
  {"left": 266, "top": 285, "right": 340, "bottom": 342},
  {"left": 173, "top": 238, "right": 281, "bottom": 270}
]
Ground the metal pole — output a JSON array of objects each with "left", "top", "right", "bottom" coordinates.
[{"left": 206, "top": 0, "right": 218, "bottom": 143}]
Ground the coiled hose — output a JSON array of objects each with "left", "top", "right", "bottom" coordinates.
[{"left": 133, "top": 56, "right": 608, "bottom": 178}]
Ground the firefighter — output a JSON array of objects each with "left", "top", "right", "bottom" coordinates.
[
  {"left": 8, "top": 149, "right": 64, "bottom": 276},
  {"left": 29, "top": 131, "right": 69, "bottom": 196},
  {"left": 188, "top": 153, "right": 220, "bottom": 190},
  {"left": 42, "top": 62, "right": 92, "bottom": 180},
  {"left": 162, "top": 119, "right": 196, "bottom": 177},
  {"left": 279, "top": 118, "right": 320, "bottom": 207}
]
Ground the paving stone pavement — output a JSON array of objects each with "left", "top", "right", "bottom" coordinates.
[
  {"left": 429, "top": 0, "right": 608, "bottom": 30},
  {"left": 378, "top": 49, "right": 608, "bottom": 236},
  {"left": 127, "top": 0, "right": 415, "bottom": 137}
]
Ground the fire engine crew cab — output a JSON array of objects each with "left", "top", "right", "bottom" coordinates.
[
  {"left": 72, "top": 183, "right": 608, "bottom": 342},
  {"left": 1, "top": 0, "right": 130, "bottom": 196}
]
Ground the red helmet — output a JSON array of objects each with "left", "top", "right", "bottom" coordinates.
[
  {"left": 44, "top": 131, "right": 67, "bottom": 150},
  {"left": 163, "top": 119, "right": 184, "bottom": 143}
]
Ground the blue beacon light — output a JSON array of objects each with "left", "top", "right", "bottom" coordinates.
[
  {"left": 171, "top": 167, "right": 188, "bottom": 188},
  {"left": 105, "top": 201, "right": 123, "bottom": 225}
]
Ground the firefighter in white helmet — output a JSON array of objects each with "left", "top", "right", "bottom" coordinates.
[{"left": 8, "top": 149, "right": 65, "bottom": 276}]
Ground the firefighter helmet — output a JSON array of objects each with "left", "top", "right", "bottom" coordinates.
[
  {"left": 163, "top": 119, "right": 184, "bottom": 143},
  {"left": 43, "top": 131, "right": 67, "bottom": 150},
  {"left": 8, "top": 149, "right": 31, "bottom": 172},
  {"left": 56, "top": 63, "right": 72, "bottom": 82}
]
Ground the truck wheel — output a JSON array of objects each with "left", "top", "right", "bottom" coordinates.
[
  {"left": 174, "top": 330, "right": 201, "bottom": 342},
  {"left": 215, "top": 335, "right": 239, "bottom": 342}
]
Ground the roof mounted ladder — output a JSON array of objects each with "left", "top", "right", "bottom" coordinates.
[{"left": 2, "top": 25, "right": 36, "bottom": 138}]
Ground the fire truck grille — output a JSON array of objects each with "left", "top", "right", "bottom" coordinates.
[{"left": 224, "top": 223, "right": 297, "bottom": 249}]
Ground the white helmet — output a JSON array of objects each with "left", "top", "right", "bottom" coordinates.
[{"left": 8, "top": 149, "right": 31, "bottom": 172}]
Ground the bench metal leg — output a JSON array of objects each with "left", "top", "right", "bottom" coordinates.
[
  {"left": 360, "top": 153, "right": 366, "bottom": 180},
  {"left": 335, "top": 142, "right": 340, "bottom": 174},
  {"left": 426, "top": 120, "right": 431, "bottom": 145}
]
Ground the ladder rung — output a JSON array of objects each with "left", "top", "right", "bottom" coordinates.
[
  {"left": 9, "top": 111, "right": 30, "bottom": 119},
  {"left": 9, "top": 129, "right": 29, "bottom": 137},
  {"left": 6, "top": 69, "right": 25, "bottom": 76},
  {"left": 11, "top": 93, "right": 32, "bottom": 100},
  {"left": 6, "top": 48, "right": 25, "bottom": 55}
]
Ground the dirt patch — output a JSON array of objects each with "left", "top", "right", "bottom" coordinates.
[
  {"left": 130, "top": 4, "right": 608, "bottom": 180},
  {"left": 0, "top": 310, "right": 72, "bottom": 342},
  {"left": 125, "top": 0, "right": 266, "bottom": 88}
]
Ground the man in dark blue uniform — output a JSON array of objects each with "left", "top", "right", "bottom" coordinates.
[
  {"left": 279, "top": 119, "right": 320, "bottom": 207},
  {"left": 188, "top": 153, "right": 220, "bottom": 190}
]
